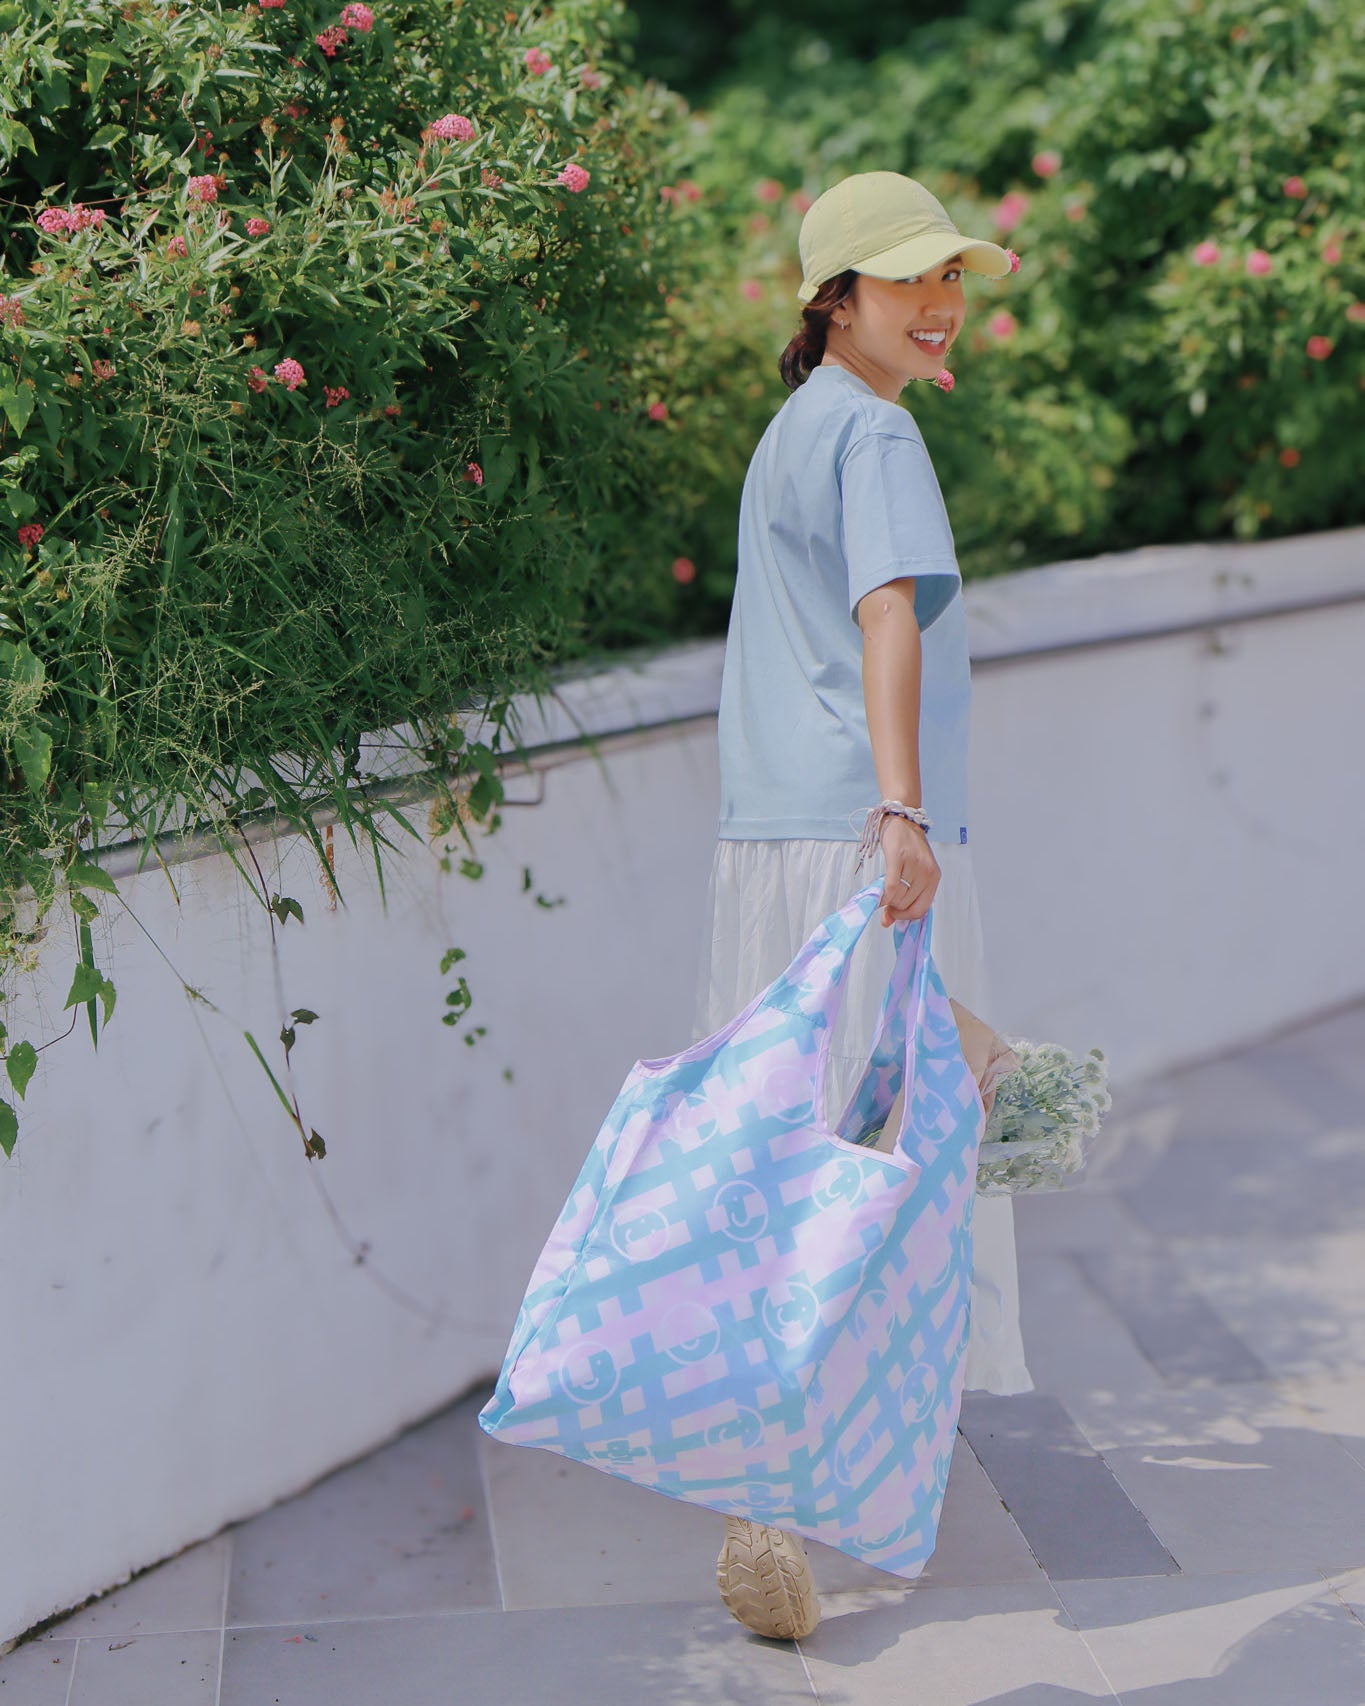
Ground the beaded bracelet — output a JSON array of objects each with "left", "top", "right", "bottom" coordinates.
[{"left": 851, "top": 798, "right": 933, "bottom": 869}]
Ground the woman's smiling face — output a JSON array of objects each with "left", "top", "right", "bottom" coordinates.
[{"left": 824, "top": 258, "right": 967, "bottom": 401}]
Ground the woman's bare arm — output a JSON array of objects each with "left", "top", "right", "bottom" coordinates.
[{"left": 857, "top": 578, "right": 942, "bottom": 925}]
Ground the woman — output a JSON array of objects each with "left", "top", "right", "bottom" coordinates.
[{"left": 696, "top": 171, "right": 1035, "bottom": 1640}]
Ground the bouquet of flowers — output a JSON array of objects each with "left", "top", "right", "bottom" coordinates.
[{"left": 950, "top": 1000, "right": 1112, "bottom": 1195}]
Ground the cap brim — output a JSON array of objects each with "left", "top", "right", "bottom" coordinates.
[{"left": 854, "top": 232, "right": 1014, "bottom": 281}]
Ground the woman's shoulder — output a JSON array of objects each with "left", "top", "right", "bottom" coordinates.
[{"left": 798, "top": 368, "right": 929, "bottom": 454}]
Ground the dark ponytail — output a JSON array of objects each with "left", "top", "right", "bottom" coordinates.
[{"left": 778, "top": 269, "right": 859, "bottom": 391}]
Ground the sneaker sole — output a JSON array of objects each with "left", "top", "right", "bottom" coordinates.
[{"left": 716, "top": 1515, "right": 820, "bottom": 1641}]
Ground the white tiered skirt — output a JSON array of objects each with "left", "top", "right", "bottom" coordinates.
[{"left": 692, "top": 835, "right": 1035, "bottom": 1396}]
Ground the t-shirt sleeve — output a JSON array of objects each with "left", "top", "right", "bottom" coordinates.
[{"left": 838, "top": 428, "right": 961, "bottom": 630}]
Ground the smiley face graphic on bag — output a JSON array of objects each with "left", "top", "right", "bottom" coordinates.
[
  {"left": 557, "top": 1339, "right": 620, "bottom": 1405},
  {"left": 712, "top": 1178, "right": 769, "bottom": 1242}
]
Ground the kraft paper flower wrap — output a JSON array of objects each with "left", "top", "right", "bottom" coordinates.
[{"left": 950, "top": 999, "right": 1112, "bottom": 1194}]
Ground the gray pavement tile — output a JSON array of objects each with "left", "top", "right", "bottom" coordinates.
[
  {"left": 1286, "top": 1371, "right": 1365, "bottom": 1472},
  {"left": 798, "top": 1579, "right": 1117, "bottom": 1704},
  {"left": 226, "top": 1386, "right": 499, "bottom": 1626},
  {"left": 1072, "top": 1246, "right": 1271, "bottom": 1384},
  {"left": 1015, "top": 1252, "right": 1166, "bottom": 1398},
  {"left": 220, "top": 1603, "right": 816, "bottom": 1706},
  {"left": 1114, "top": 1053, "right": 1364, "bottom": 1244},
  {"left": 1167, "top": 1231, "right": 1365, "bottom": 1380},
  {"left": 38, "top": 1532, "right": 230, "bottom": 1642},
  {"left": 1246, "top": 1037, "right": 1364, "bottom": 1132},
  {"left": 1324, "top": 1564, "right": 1365, "bottom": 1617},
  {"left": 1012, "top": 1189, "right": 1155, "bottom": 1259},
  {"left": 1288, "top": 1003, "right": 1365, "bottom": 1100},
  {"left": 478, "top": 1427, "right": 735, "bottom": 1610},
  {"left": 958, "top": 1393, "right": 1179, "bottom": 1581},
  {"left": 1060, "top": 1382, "right": 1365, "bottom": 1575},
  {"left": 1054, "top": 1569, "right": 1365, "bottom": 1706},
  {"left": 67, "top": 1630, "right": 220, "bottom": 1705},
  {"left": 0, "top": 1637, "right": 76, "bottom": 1702}
]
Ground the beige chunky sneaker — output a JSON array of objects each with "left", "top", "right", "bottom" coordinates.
[{"left": 716, "top": 1516, "right": 821, "bottom": 1640}]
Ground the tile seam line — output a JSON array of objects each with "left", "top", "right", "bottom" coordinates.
[
  {"left": 793, "top": 1637, "right": 823, "bottom": 1701},
  {"left": 219, "top": 1593, "right": 878, "bottom": 1630},
  {"left": 213, "top": 1531, "right": 231, "bottom": 1706},
  {"left": 474, "top": 1426, "right": 509, "bottom": 1612},
  {"left": 1319, "top": 1567, "right": 1365, "bottom": 1631},
  {"left": 61, "top": 1636, "right": 77, "bottom": 1706},
  {"left": 1043, "top": 1577, "right": 1124, "bottom": 1702}
]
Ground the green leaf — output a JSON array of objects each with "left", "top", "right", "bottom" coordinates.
[
  {"left": 69, "top": 890, "right": 99, "bottom": 924},
  {"left": 67, "top": 857, "right": 118, "bottom": 893},
  {"left": 89, "top": 124, "right": 128, "bottom": 151},
  {"left": 0, "top": 385, "right": 34, "bottom": 436},
  {"left": 6, "top": 1040, "right": 36, "bottom": 1099},
  {"left": 86, "top": 53, "right": 115, "bottom": 100},
  {"left": 270, "top": 893, "right": 304, "bottom": 926},
  {"left": 0, "top": 1099, "right": 16, "bottom": 1159},
  {"left": 63, "top": 960, "right": 115, "bottom": 1023},
  {"left": 12, "top": 726, "right": 52, "bottom": 795}
]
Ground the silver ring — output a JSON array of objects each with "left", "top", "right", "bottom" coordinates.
[{"left": 897, "top": 878, "right": 912, "bottom": 888}]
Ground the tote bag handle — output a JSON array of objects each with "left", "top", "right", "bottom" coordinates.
[{"left": 773, "top": 882, "right": 935, "bottom": 1166}]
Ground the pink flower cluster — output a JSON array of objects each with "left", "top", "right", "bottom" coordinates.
[
  {"left": 259, "top": 0, "right": 286, "bottom": 9},
  {"left": 988, "top": 311, "right": 1017, "bottom": 340},
  {"left": 324, "top": 385, "right": 350, "bottom": 407},
  {"left": 35, "top": 203, "right": 106, "bottom": 235},
  {"left": 248, "top": 366, "right": 269, "bottom": 393},
  {"left": 993, "top": 192, "right": 1029, "bottom": 233},
  {"left": 339, "top": 2, "right": 373, "bottom": 28},
  {"left": 647, "top": 401, "right": 668, "bottom": 421},
  {"left": 187, "top": 174, "right": 219, "bottom": 203},
  {"left": 92, "top": 359, "right": 115, "bottom": 382},
  {"left": 0, "top": 295, "right": 23, "bottom": 329},
  {"left": 17, "top": 523, "right": 43, "bottom": 550},
  {"left": 246, "top": 217, "right": 271, "bottom": 236},
  {"left": 558, "top": 162, "right": 590, "bottom": 193},
  {"left": 464, "top": 461, "right": 483, "bottom": 484},
  {"left": 660, "top": 179, "right": 702, "bottom": 205},
  {"left": 316, "top": 24, "right": 348, "bottom": 55},
  {"left": 671, "top": 556, "right": 696, "bottom": 585},
  {"left": 579, "top": 67, "right": 602, "bottom": 89},
  {"left": 1032, "top": 150, "right": 1061, "bottom": 178},
  {"left": 932, "top": 368, "right": 955, "bottom": 393},
  {"left": 167, "top": 234, "right": 188, "bottom": 257},
  {"left": 430, "top": 113, "right": 475, "bottom": 142},
  {"left": 481, "top": 167, "right": 504, "bottom": 189},
  {"left": 524, "top": 47, "right": 552, "bottom": 75},
  {"left": 1004, "top": 249, "right": 1021, "bottom": 272},
  {"left": 274, "top": 358, "right": 306, "bottom": 390}
]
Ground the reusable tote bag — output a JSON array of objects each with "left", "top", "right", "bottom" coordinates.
[{"left": 478, "top": 880, "right": 987, "bottom": 1579}]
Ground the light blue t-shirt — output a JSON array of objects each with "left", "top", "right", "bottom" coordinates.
[{"left": 717, "top": 361, "right": 970, "bottom": 846}]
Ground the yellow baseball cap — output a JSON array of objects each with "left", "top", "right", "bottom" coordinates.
[{"left": 797, "top": 170, "right": 1014, "bottom": 302}]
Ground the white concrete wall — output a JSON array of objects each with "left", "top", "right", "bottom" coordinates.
[{"left": 4, "top": 524, "right": 1363, "bottom": 1646}]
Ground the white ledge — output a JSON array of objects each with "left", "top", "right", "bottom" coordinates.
[{"left": 500, "top": 524, "right": 1365, "bottom": 751}]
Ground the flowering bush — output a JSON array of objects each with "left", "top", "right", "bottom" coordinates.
[
  {"left": 643, "top": 0, "right": 1365, "bottom": 601},
  {"left": 0, "top": 0, "right": 706, "bottom": 1153}
]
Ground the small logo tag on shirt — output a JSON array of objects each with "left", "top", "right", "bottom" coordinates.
[{"left": 960, "top": 826, "right": 968, "bottom": 844}]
